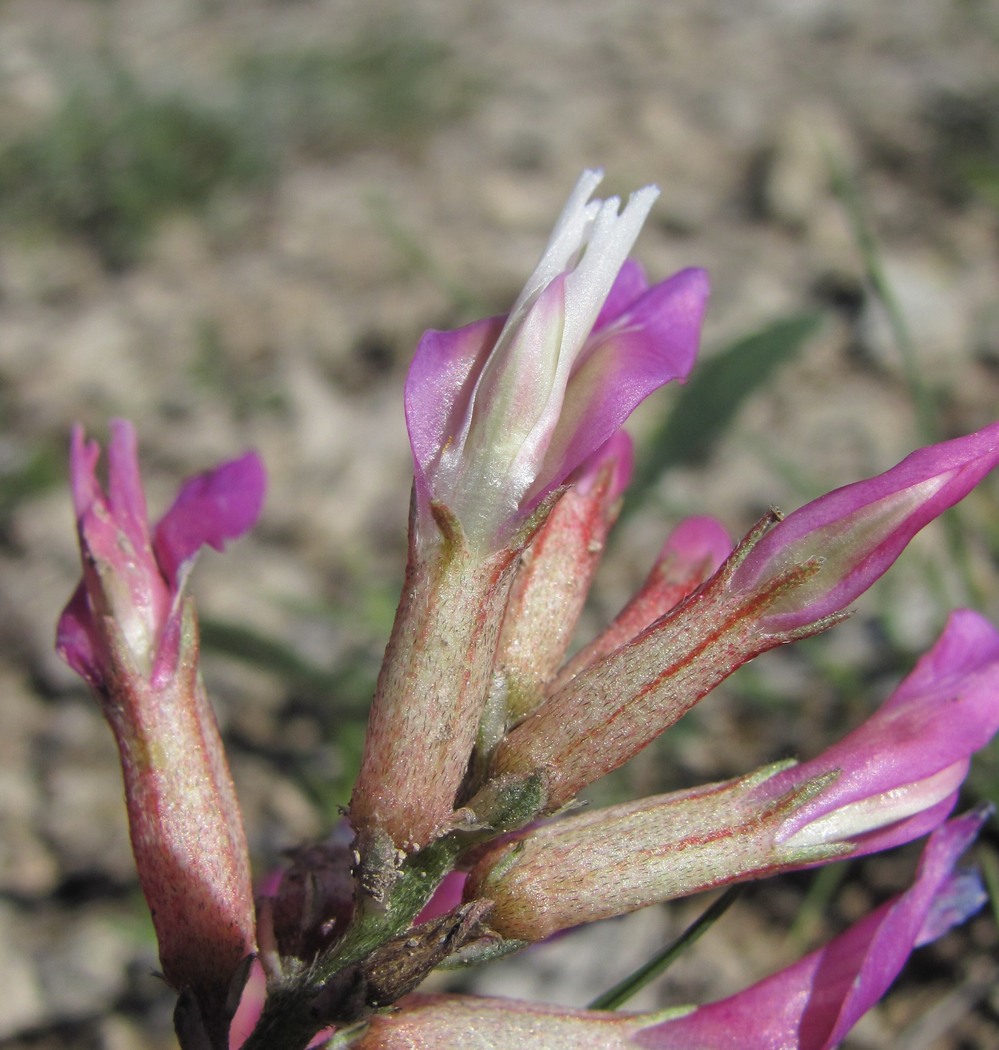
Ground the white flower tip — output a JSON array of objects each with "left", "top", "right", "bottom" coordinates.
[{"left": 629, "top": 183, "right": 661, "bottom": 211}]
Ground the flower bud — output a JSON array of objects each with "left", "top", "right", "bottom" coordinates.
[
  {"left": 494, "top": 432, "right": 634, "bottom": 722},
  {"left": 633, "top": 810, "right": 989, "bottom": 1050},
  {"left": 729, "top": 420, "right": 999, "bottom": 633}
]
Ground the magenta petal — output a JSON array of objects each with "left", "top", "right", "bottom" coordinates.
[
  {"left": 106, "top": 419, "right": 155, "bottom": 560},
  {"left": 415, "top": 870, "right": 469, "bottom": 924},
  {"left": 593, "top": 258, "right": 649, "bottom": 332},
  {"left": 55, "top": 583, "right": 102, "bottom": 686},
  {"left": 69, "top": 423, "right": 156, "bottom": 592},
  {"left": 153, "top": 450, "right": 266, "bottom": 588},
  {"left": 916, "top": 868, "right": 987, "bottom": 945},
  {"left": 767, "top": 610, "right": 999, "bottom": 849},
  {"left": 405, "top": 315, "right": 506, "bottom": 499},
  {"left": 570, "top": 430, "right": 635, "bottom": 500},
  {"left": 732, "top": 421, "right": 999, "bottom": 632},
  {"left": 68, "top": 425, "right": 103, "bottom": 520},
  {"left": 531, "top": 267, "right": 709, "bottom": 506},
  {"left": 633, "top": 810, "right": 989, "bottom": 1050},
  {"left": 659, "top": 515, "right": 732, "bottom": 578}
]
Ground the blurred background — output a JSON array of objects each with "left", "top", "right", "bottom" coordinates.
[{"left": 1, "top": 1, "right": 999, "bottom": 1046}]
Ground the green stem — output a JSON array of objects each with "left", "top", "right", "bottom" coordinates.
[
  {"left": 241, "top": 836, "right": 465, "bottom": 1050},
  {"left": 239, "top": 768, "right": 547, "bottom": 1050}
]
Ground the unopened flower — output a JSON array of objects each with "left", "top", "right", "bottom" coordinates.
[
  {"left": 490, "top": 423, "right": 999, "bottom": 812},
  {"left": 465, "top": 610, "right": 999, "bottom": 941},
  {"left": 349, "top": 813, "right": 988, "bottom": 1049},
  {"left": 730, "top": 420, "right": 999, "bottom": 633},
  {"left": 632, "top": 809, "right": 989, "bottom": 1050},
  {"left": 57, "top": 420, "right": 264, "bottom": 1048}
]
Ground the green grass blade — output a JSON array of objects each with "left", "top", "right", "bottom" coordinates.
[{"left": 587, "top": 885, "right": 742, "bottom": 1011}]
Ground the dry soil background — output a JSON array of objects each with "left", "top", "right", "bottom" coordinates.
[{"left": 1, "top": 1, "right": 999, "bottom": 1047}]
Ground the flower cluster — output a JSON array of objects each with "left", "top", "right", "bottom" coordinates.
[{"left": 57, "top": 173, "right": 999, "bottom": 1050}]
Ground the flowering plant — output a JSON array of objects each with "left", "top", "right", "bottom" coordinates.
[{"left": 58, "top": 172, "right": 998, "bottom": 1050}]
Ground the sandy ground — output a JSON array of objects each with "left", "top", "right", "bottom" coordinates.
[{"left": 1, "top": 1, "right": 998, "bottom": 1046}]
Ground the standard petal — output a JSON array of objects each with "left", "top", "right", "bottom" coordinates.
[
  {"left": 55, "top": 583, "right": 102, "bottom": 686},
  {"left": 106, "top": 419, "right": 156, "bottom": 562},
  {"left": 405, "top": 315, "right": 505, "bottom": 504},
  {"left": 529, "top": 267, "right": 709, "bottom": 507},
  {"left": 153, "top": 450, "right": 267, "bottom": 588}
]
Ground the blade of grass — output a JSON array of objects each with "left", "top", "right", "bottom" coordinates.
[
  {"left": 587, "top": 885, "right": 742, "bottom": 1011},
  {"left": 980, "top": 842, "right": 999, "bottom": 930}
]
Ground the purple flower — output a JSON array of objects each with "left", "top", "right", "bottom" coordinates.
[
  {"left": 56, "top": 420, "right": 265, "bottom": 1048},
  {"left": 633, "top": 810, "right": 989, "bottom": 1049},
  {"left": 465, "top": 610, "right": 999, "bottom": 941},
  {"left": 491, "top": 424, "right": 999, "bottom": 811},
  {"left": 351, "top": 174, "right": 707, "bottom": 857},
  {"left": 405, "top": 170, "right": 708, "bottom": 553},
  {"left": 761, "top": 608, "right": 999, "bottom": 856},
  {"left": 345, "top": 812, "right": 988, "bottom": 1049},
  {"left": 730, "top": 421, "right": 999, "bottom": 633}
]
